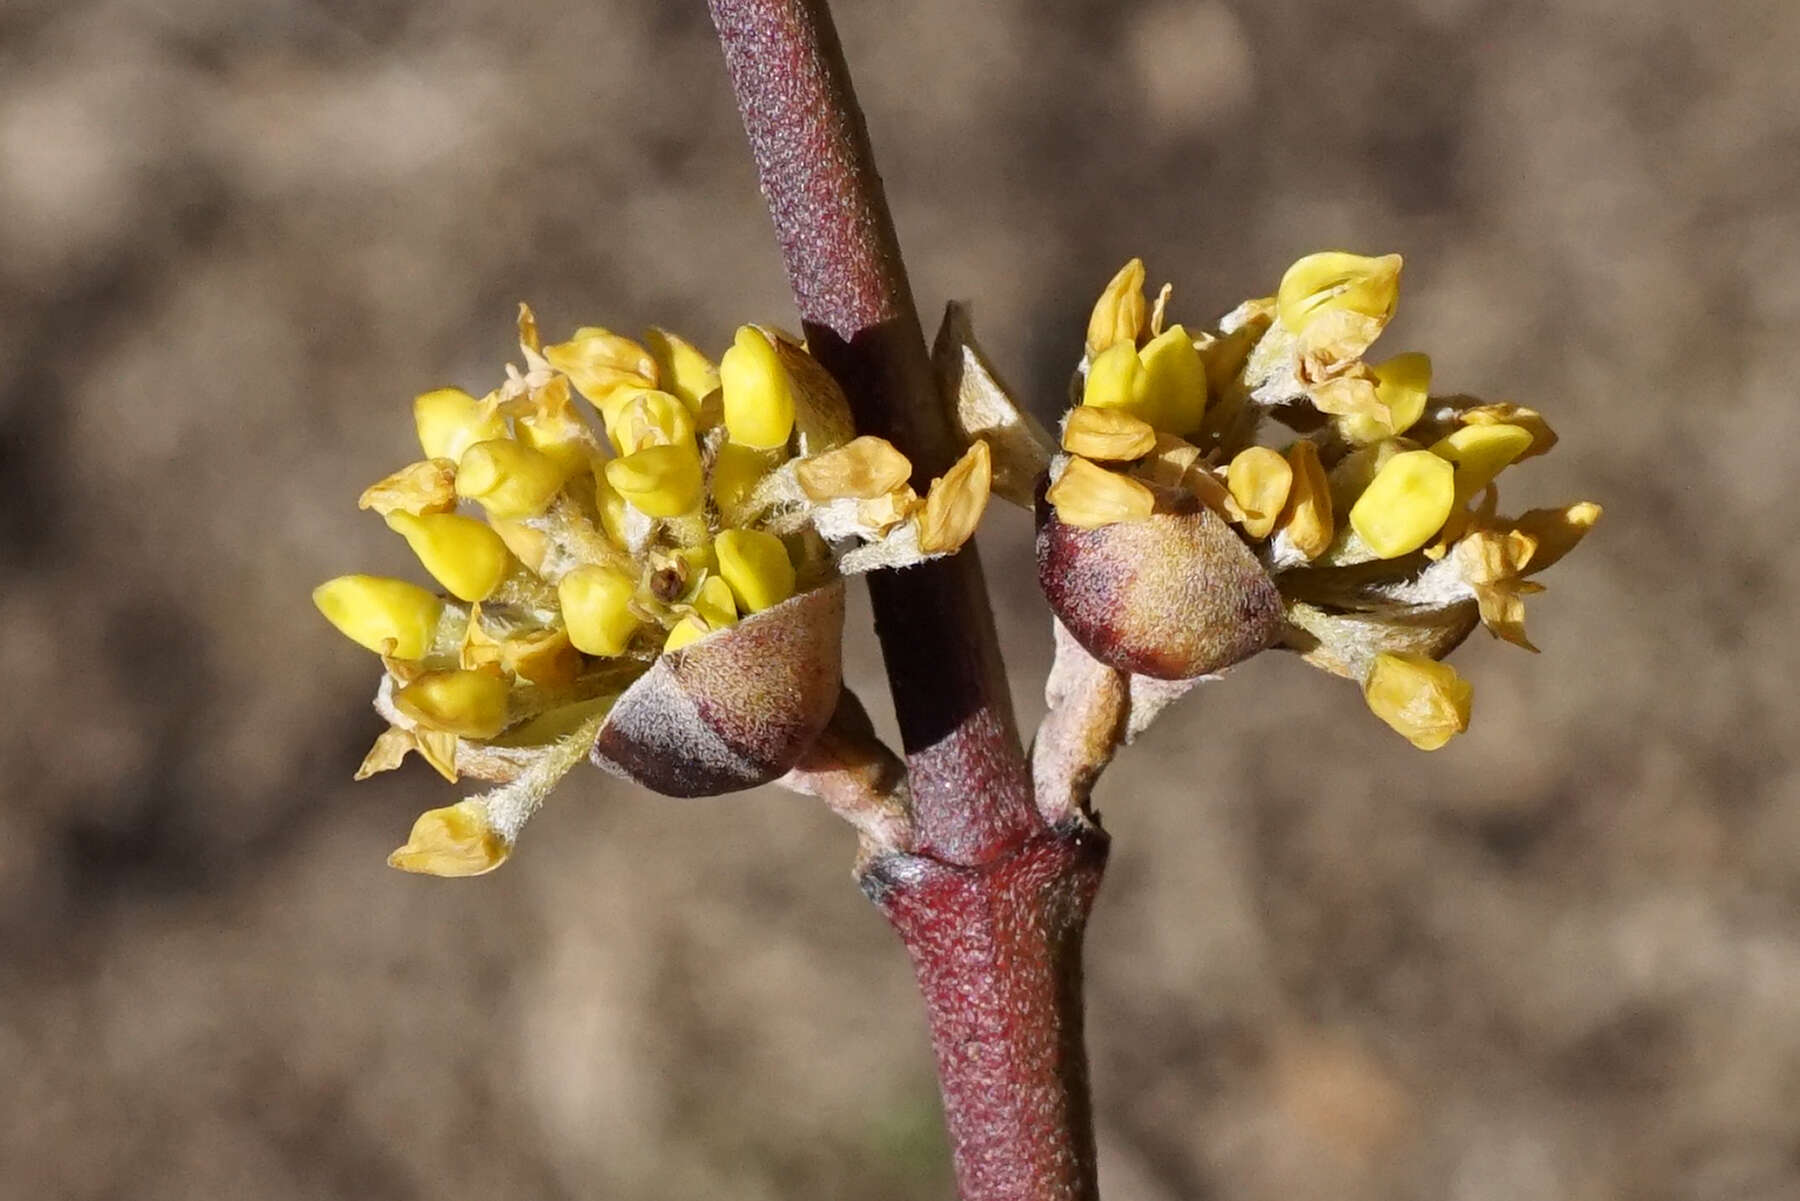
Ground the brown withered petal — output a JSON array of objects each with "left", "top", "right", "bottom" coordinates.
[
  {"left": 796, "top": 435, "right": 914, "bottom": 500},
  {"left": 358, "top": 459, "right": 458, "bottom": 516},
  {"left": 592, "top": 579, "right": 845, "bottom": 797},
  {"left": 1282, "top": 599, "right": 1480, "bottom": 681},
  {"left": 1037, "top": 488, "right": 1283, "bottom": 680},
  {"left": 917, "top": 440, "right": 993, "bottom": 554}
]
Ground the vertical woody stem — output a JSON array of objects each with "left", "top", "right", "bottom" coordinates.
[{"left": 707, "top": 3, "right": 1107, "bottom": 1199}]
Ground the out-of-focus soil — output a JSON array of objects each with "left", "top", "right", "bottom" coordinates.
[{"left": 3, "top": 1, "right": 1797, "bottom": 1197}]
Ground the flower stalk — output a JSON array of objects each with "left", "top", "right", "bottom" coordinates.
[{"left": 708, "top": 1, "right": 1107, "bottom": 1197}]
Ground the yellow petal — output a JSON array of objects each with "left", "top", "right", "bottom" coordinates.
[
  {"left": 1086, "top": 258, "right": 1147, "bottom": 355},
  {"left": 1514, "top": 501, "right": 1602, "bottom": 575},
  {"left": 388, "top": 799, "right": 509, "bottom": 877},
  {"left": 1081, "top": 341, "right": 1152, "bottom": 422},
  {"left": 662, "top": 616, "right": 710, "bottom": 652},
  {"left": 917, "top": 440, "right": 993, "bottom": 554},
  {"left": 711, "top": 441, "right": 779, "bottom": 519},
  {"left": 1430, "top": 422, "right": 1534, "bottom": 503},
  {"left": 796, "top": 435, "right": 914, "bottom": 500},
  {"left": 393, "top": 669, "right": 511, "bottom": 739},
  {"left": 690, "top": 575, "right": 740, "bottom": 630},
  {"left": 1138, "top": 324, "right": 1207, "bottom": 435},
  {"left": 1348, "top": 450, "right": 1455, "bottom": 558},
  {"left": 1046, "top": 456, "right": 1156, "bottom": 528},
  {"left": 413, "top": 388, "right": 506, "bottom": 463},
  {"left": 313, "top": 575, "right": 444, "bottom": 659},
  {"left": 1061, "top": 406, "right": 1157, "bottom": 462},
  {"left": 1276, "top": 251, "right": 1403, "bottom": 333},
  {"left": 606, "top": 389, "right": 696, "bottom": 457},
  {"left": 1275, "top": 440, "right": 1333, "bottom": 560},
  {"left": 643, "top": 327, "right": 720, "bottom": 415},
  {"left": 358, "top": 459, "right": 458, "bottom": 516},
  {"left": 543, "top": 327, "right": 658, "bottom": 408},
  {"left": 1459, "top": 402, "right": 1558, "bottom": 460},
  {"left": 1362, "top": 652, "right": 1472, "bottom": 751},
  {"left": 1226, "top": 446, "right": 1293, "bottom": 540}
]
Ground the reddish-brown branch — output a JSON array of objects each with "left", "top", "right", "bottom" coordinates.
[
  {"left": 708, "top": 3, "right": 1108, "bottom": 1199},
  {"left": 708, "top": 0, "right": 1033, "bottom": 866}
]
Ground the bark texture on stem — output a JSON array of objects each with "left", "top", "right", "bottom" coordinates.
[
  {"left": 708, "top": 4, "right": 1108, "bottom": 1198},
  {"left": 709, "top": 0, "right": 1033, "bottom": 866},
  {"left": 865, "top": 826, "right": 1108, "bottom": 1201}
]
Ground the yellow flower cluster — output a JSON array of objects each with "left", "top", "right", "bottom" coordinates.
[
  {"left": 315, "top": 307, "right": 990, "bottom": 874},
  {"left": 1046, "top": 253, "right": 1600, "bottom": 750}
]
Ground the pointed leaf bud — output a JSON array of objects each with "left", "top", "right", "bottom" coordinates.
[
  {"left": 384, "top": 511, "right": 511, "bottom": 602},
  {"left": 1348, "top": 449, "right": 1455, "bottom": 558},
  {"left": 1037, "top": 491, "right": 1283, "bottom": 679},
  {"left": 313, "top": 575, "right": 444, "bottom": 659},
  {"left": 720, "top": 325, "right": 796, "bottom": 449},
  {"left": 593, "top": 580, "right": 845, "bottom": 797},
  {"left": 1363, "top": 652, "right": 1472, "bottom": 750},
  {"left": 455, "top": 439, "right": 564, "bottom": 519}
]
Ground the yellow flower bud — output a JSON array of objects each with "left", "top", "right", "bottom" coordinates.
[
  {"left": 604, "top": 442, "right": 704, "bottom": 518},
  {"left": 388, "top": 799, "right": 508, "bottom": 877},
  {"left": 691, "top": 574, "right": 740, "bottom": 629},
  {"left": 514, "top": 379, "right": 594, "bottom": 479},
  {"left": 558, "top": 564, "right": 641, "bottom": 657},
  {"left": 1276, "top": 251, "right": 1403, "bottom": 332},
  {"left": 644, "top": 327, "right": 720, "bottom": 414},
  {"left": 720, "top": 325, "right": 796, "bottom": 449},
  {"left": 313, "top": 574, "right": 444, "bottom": 659},
  {"left": 394, "top": 669, "right": 511, "bottom": 738},
  {"left": 1226, "top": 446, "right": 1294, "bottom": 539},
  {"left": 542, "top": 327, "right": 658, "bottom": 408},
  {"left": 1086, "top": 258, "right": 1147, "bottom": 355},
  {"left": 413, "top": 388, "right": 506, "bottom": 463},
  {"left": 1081, "top": 341, "right": 1151, "bottom": 421},
  {"left": 488, "top": 517, "right": 549, "bottom": 574},
  {"left": 1458, "top": 403, "right": 1557, "bottom": 459},
  {"left": 1430, "top": 422, "right": 1534, "bottom": 502},
  {"left": 606, "top": 389, "right": 696, "bottom": 456},
  {"left": 917, "top": 440, "right": 993, "bottom": 554},
  {"left": 1275, "top": 439, "right": 1333, "bottom": 560},
  {"left": 1061, "top": 406, "right": 1157, "bottom": 462},
  {"left": 1046, "top": 456, "right": 1156, "bottom": 528},
  {"left": 711, "top": 441, "right": 776, "bottom": 517},
  {"left": 455, "top": 439, "right": 565, "bottom": 519},
  {"left": 715, "top": 527, "right": 795, "bottom": 613},
  {"left": 384, "top": 511, "right": 512, "bottom": 603},
  {"left": 1362, "top": 652, "right": 1472, "bottom": 751},
  {"left": 796, "top": 435, "right": 914, "bottom": 500},
  {"left": 589, "top": 458, "right": 632, "bottom": 547},
  {"left": 1138, "top": 324, "right": 1207, "bottom": 435},
  {"left": 663, "top": 616, "right": 710, "bottom": 653},
  {"left": 1348, "top": 449, "right": 1455, "bottom": 558}
]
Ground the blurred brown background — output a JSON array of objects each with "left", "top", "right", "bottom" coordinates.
[{"left": 2, "top": 0, "right": 1795, "bottom": 1197}]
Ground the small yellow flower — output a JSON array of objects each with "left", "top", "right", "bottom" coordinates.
[{"left": 1363, "top": 652, "right": 1472, "bottom": 750}]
